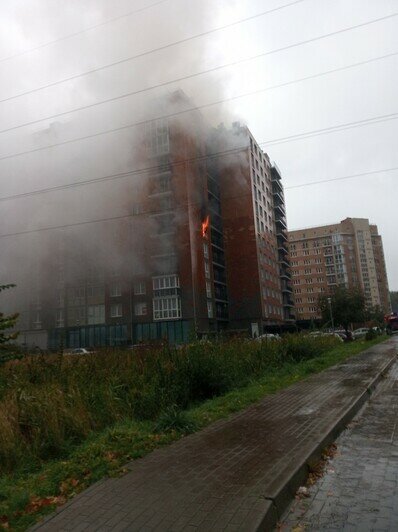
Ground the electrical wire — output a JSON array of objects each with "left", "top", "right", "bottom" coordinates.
[
  {"left": 0, "top": 0, "right": 307, "bottom": 105},
  {"left": 0, "top": 109, "right": 398, "bottom": 202},
  {"left": 1, "top": 42, "right": 396, "bottom": 138},
  {"left": 0, "top": 0, "right": 171, "bottom": 64},
  {"left": 0, "top": 110, "right": 397, "bottom": 203},
  {"left": 284, "top": 166, "right": 398, "bottom": 189},
  {"left": 0, "top": 49, "right": 396, "bottom": 162},
  {"left": 1, "top": 165, "right": 397, "bottom": 239}
]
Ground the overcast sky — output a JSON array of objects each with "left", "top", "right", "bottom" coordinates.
[{"left": 0, "top": 0, "right": 397, "bottom": 289}]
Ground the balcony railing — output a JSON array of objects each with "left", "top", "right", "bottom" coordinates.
[
  {"left": 271, "top": 163, "right": 282, "bottom": 180},
  {"left": 281, "top": 282, "right": 293, "bottom": 293},
  {"left": 274, "top": 203, "right": 286, "bottom": 217},
  {"left": 273, "top": 190, "right": 285, "bottom": 205},
  {"left": 275, "top": 217, "right": 287, "bottom": 230}
]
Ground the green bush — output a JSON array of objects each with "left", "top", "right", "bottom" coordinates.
[
  {"left": 154, "top": 405, "right": 198, "bottom": 434},
  {"left": 0, "top": 334, "right": 340, "bottom": 473}
]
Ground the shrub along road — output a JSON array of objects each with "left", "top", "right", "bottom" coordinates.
[{"left": 28, "top": 337, "right": 397, "bottom": 532}]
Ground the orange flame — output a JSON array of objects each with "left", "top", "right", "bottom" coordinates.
[{"left": 201, "top": 215, "right": 210, "bottom": 238}]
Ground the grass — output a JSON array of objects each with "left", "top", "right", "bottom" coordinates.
[{"left": 0, "top": 335, "right": 387, "bottom": 531}]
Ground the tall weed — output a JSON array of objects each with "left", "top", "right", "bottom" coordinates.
[{"left": 0, "top": 334, "right": 339, "bottom": 472}]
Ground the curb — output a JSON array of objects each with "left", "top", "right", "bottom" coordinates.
[{"left": 257, "top": 352, "right": 397, "bottom": 532}]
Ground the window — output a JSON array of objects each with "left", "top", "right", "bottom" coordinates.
[
  {"left": 88, "top": 305, "right": 105, "bottom": 325},
  {"left": 153, "top": 297, "right": 181, "bottom": 320},
  {"left": 69, "top": 306, "right": 86, "bottom": 325},
  {"left": 57, "top": 290, "right": 65, "bottom": 307},
  {"left": 55, "top": 309, "right": 64, "bottom": 328},
  {"left": 70, "top": 286, "right": 85, "bottom": 306},
  {"left": 87, "top": 285, "right": 104, "bottom": 298},
  {"left": 134, "top": 302, "right": 147, "bottom": 316},
  {"left": 153, "top": 274, "right": 180, "bottom": 296},
  {"left": 111, "top": 304, "right": 123, "bottom": 318},
  {"left": 134, "top": 281, "right": 146, "bottom": 295},
  {"left": 204, "top": 262, "right": 210, "bottom": 279},
  {"left": 146, "top": 118, "right": 169, "bottom": 156},
  {"left": 206, "top": 281, "right": 212, "bottom": 298},
  {"left": 33, "top": 311, "right": 42, "bottom": 329},
  {"left": 110, "top": 283, "right": 121, "bottom": 297},
  {"left": 155, "top": 213, "right": 175, "bottom": 235},
  {"left": 207, "top": 301, "right": 213, "bottom": 318},
  {"left": 152, "top": 172, "right": 171, "bottom": 194},
  {"left": 203, "top": 242, "right": 209, "bottom": 259}
]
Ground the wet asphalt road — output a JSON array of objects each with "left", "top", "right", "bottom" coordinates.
[{"left": 280, "top": 357, "right": 398, "bottom": 532}]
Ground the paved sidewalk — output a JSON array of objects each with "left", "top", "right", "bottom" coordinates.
[
  {"left": 281, "top": 350, "right": 398, "bottom": 532},
  {"left": 33, "top": 338, "right": 398, "bottom": 532}
]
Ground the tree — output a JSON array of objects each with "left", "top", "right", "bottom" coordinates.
[
  {"left": 0, "top": 284, "right": 19, "bottom": 345},
  {"left": 365, "top": 305, "right": 385, "bottom": 327},
  {"left": 318, "top": 286, "right": 366, "bottom": 334}
]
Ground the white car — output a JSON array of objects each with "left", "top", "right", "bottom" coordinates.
[
  {"left": 352, "top": 328, "right": 369, "bottom": 340},
  {"left": 65, "top": 348, "right": 94, "bottom": 355},
  {"left": 309, "top": 331, "right": 343, "bottom": 342},
  {"left": 256, "top": 333, "right": 281, "bottom": 341}
]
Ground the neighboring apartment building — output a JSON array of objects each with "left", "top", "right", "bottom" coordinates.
[
  {"left": 17, "top": 93, "right": 294, "bottom": 349},
  {"left": 288, "top": 218, "right": 391, "bottom": 323}
]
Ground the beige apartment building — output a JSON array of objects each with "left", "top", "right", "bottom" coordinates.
[{"left": 288, "top": 218, "right": 391, "bottom": 323}]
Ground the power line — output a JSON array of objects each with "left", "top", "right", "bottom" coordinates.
[
  {"left": 0, "top": 109, "right": 397, "bottom": 203},
  {"left": 0, "top": 103, "right": 396, "bottom": 171},
  {"left": 0, "top": 110, "right": 397, "bottom": 204},
  {"left": 263, "top": 110, "right": 398, "bottom": 147},
  {"left": 0, "top": 0, "right": 307, "bottom": 105},
  {"left": 0, "top": 50, "right": 396, "bottom": 162},
  {"left": 285, "top": 166, "right": 398, "bottom": 190},
  {"left": 0, "top": 0, "right": 170, "bottom": 64},
  {"left": 1, "top": 34, "right": 396, "bottom": 138},
  {"left": 1, "top": 165, "right": 397, "bottom": 239}
]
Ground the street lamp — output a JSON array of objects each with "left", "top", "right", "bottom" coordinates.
[{"left": 327, "top": 297, "right": 335, "bottom": 332}]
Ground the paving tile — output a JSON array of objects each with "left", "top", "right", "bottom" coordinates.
[{"left": 281, "top": 351, "right": 398, "bottom": 531}]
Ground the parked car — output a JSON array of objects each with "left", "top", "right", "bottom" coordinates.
[
  {"left": 65, "top": 348, "right": 94, "bottom": 355},
  {"left": 256, "top": 333, "right": 281, "bottom": 342},
  {"left": 334, "top": 330, "right": 353, "bottom": 342},
  {"left": 309, "top": 331, "right": 343, "bottom": 342},
  {"left": 352, "top": 328, "right": 369, "bottom": 340}
]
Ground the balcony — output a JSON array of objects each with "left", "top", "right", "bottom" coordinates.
[
  {"left": 276, "top": 229, "right": 288, "bottom": 242},
  {"left": 275, "top": 217, "right": 287, "bottom": 231},
  {"left": 284, "top": 309, "right": 296, "bottom": 321},
  {"left": 281, "top": 282, "right": 293, "bottom": 293},
  {"left": 279, "top": 256, "right": 290, "bottom": 268},
  {"left": 278, "top": 240, "right": 289, "bottom": 254},
  {"left": 280, "top": 269, "right": 291, "bottom": 280},
  {"left": 271, "top": 163, "right": 282, "bottom": 180},
  {"left": 212, "top": 248, "right": 225, "bottom": 267},
  {"left": 283, "top": 299, "right": 294, "bottom": 308},
  {"left": 273, "top": 190, "right": 285, "bottom": 206},
  {"left": 274, "top": 203, "right": 286, "bottom": 217}
]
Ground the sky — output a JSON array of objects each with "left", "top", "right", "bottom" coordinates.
[{"left": 0, "top": 0, "right": 397, "bottom": 289}]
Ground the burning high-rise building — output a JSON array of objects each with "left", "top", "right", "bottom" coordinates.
[{"left": 15, "top": 93, "right": 294, "bottom": 349}]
